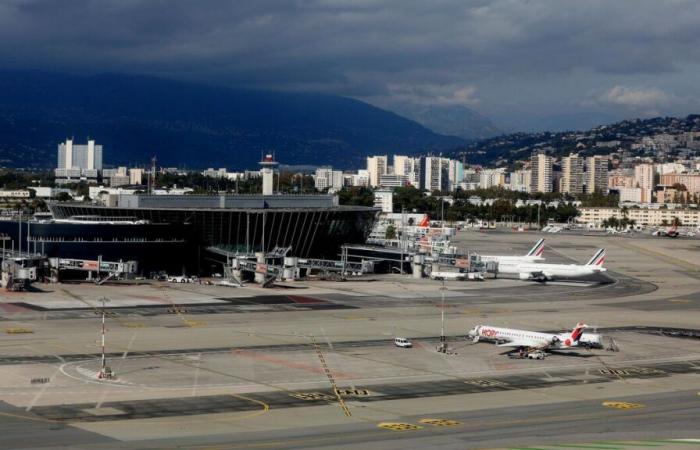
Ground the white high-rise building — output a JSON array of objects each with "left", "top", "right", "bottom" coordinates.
[
  {"left": 561, "top": 153, "right": 584, "bottom": 194},
  {"left": 479, "top": 168, "right": 506, "bottom": 189},
  {"left": 586, "top": 155, "right": 609, "bottom": 194},
  {"left": 314, "top": 167, "right": 343, "bottom": 191},
  {"left": 448, "top": 159, "right": 464, "bottom": 191},
  {"left": 421, "top": 156, "right": 449, "bottom": 192},
  {"left": 349, "top": 170, "right": 370, "bottom": 187},
  {"left": 530, "top": 153, "right": 553, "bottom": 193},
  {"left": 393, "top": 155, "right": 420, "bottom": 186},
  {"left": 130, "top": 168, "right": 144, "bottom": 185},
  {"left": 55, "top": 139, "right": 103, "bottom": 184},
  {"left": 366, "top": 156, "right": 388, "bottom": 188},
  {"left": 508, "top": 169, "right": 531, "bottom": 193}
]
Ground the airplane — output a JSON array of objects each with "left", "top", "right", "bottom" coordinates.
[
  {"left": 467, "top": 322, "right": 589, "bottom": 354},
  {"left": 652, "top": 223, "right": 679, "bottom": 238},
  {"left": 496, "top": 248, "right": 606, "bottom": 282},
  {"left": 480, "top": 238, "right": 546, "bottom": 264}
]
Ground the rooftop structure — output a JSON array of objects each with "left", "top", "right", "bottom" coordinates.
[{"left": 55, "top": 139, "right": 103, "bottom": 184}]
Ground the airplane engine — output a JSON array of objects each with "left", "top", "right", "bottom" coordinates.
[{"left": 518, "top": 273, "right": 532, "bottom": 280}]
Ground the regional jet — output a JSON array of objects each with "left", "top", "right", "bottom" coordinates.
[
  {"left": 496, "top": 248, "right": 606, "bottom": 282},
  {"left": 467, "top": 322, "right": 588, "bottom": 352}
]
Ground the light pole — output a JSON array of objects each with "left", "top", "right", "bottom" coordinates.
[{"left": 98, "top": 297, "right": 113, "bottom": 379}]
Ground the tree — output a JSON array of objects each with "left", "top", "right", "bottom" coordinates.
[
  {"left": 671, "top": 183, "right": 687, "bottom": 191},
  {"left": 385, "top": 224, "right": 397, "bottom": 240},
  {"left": 337, "top": 187, "right": 374, "bottom": 207},
  {"left": 56, "top": 192, "right": 72, "bottom": 202}
]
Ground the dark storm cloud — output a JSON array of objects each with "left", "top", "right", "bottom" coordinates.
[{"left": 1, "top": 0, "right": 700, "bottom": 126}]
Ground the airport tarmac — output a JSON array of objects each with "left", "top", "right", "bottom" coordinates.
[{"left": 1, "top": 230, "right": 699, "bottom": 449}]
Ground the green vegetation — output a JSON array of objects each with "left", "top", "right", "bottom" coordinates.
[
  {"left": 337, "top": 187, "right": 374, "bottom": 207},
  {"left": 579, "top": 192, "right": 619, "bottom": 207},
  {"left": 385, "top": 224, "right": 396, "bottom": 239},
  {"left": 0, "top": 170, "right": 54, "bottom": 189}
]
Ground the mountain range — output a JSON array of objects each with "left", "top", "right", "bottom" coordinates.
[
  {"left": 0, "top": 71, "right": 466, "bottom": 170},
  {"left": 384, "top": 103, "right": 502, "bottom": 141}
]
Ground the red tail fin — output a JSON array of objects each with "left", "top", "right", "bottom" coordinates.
[
  {"left": 418, "top": 215, "right": 430, "bottom": 228},
  {"left": 570, "top": 322, "right": 587, "bottom": 342}
]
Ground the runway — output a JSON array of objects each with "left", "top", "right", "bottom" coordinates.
[{"left": 2, "top": 390, "right": 698, "bottom": 450}]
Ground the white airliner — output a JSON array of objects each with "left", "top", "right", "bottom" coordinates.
[
  {"left": 497, "top": 248, "right": 606, "bottom": 282},
  {"left": 480, "top": 238, "right": 546, "bottom": 264},
  {"left": 468, "top": 322, "right": 588, "bottom": 351}
]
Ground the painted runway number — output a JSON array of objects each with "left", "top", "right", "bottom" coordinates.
[
  {"left": 602, "top": 401, "right": 645, "bottom": 409},
  {"left": 290, "top": 392, "right": 336, "bottom": 401},
  {"left": 377, "top": 422, "right": 422, "bottom": 431},
  {"left": 419, "top": 418, "right": 461, "bottom": 427},
  {"left": 336, "top": 389, "right": 372, "bottom": 397},
  {"left": 465, "top": 379, "right": 508, "bottom": 387}
]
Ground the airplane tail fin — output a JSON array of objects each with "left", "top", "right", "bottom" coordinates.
[
  {"left": 418, "top": 215, "right": 430, "bottom": 228},
  {"left": 585, "top": 249, "right": 606, "bottom": 267},
  {"left": 570, "top": 322, "right": 588, "bottom": 343},
  {"left": 526, "top": 238, "right": 545, "bottom": 257}
]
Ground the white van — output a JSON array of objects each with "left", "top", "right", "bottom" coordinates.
[{"left": 394, "top": 337, "right": 413, "bottom": 348}]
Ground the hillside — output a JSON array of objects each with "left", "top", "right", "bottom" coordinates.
[
  {"left": 0, "top": 71, "right": 464, "bottom": 169},
  {"left": 454, "top": 115, "right": 700, "bottom": 166},
  {"left": 384, "top": 103, "right": 502, "bottom": 140}
]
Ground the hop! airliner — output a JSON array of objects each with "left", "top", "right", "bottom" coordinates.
[
  {"left": 467, "top": 322, "right": 589, "bottom": 352},
  {"left": 496, "top": 248, "right": 606, "bottom": 282},
  {"left": 479, "top": 238, "right": 546, "bottom": 264}
]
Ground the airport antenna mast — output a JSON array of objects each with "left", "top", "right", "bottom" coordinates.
[
  {"left": 438, "top": 281, "right": 447, "bottom": 353},
  {"left": 98, "top": 297, "right": 113, "bottom": 379}
]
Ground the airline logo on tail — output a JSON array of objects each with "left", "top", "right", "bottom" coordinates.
[
  {"left": 418, "top": 215, "right": 430, "bottom": 228},
  {"left": 526, "top": 238, "right": 545, "bottom": 258},
  {"left": 564, "top": 322, "right": 588, "bottom": 346},
  {"left": 585, "top": 248, "right": 606, "bottom": 267}
]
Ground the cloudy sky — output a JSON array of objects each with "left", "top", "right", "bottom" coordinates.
[{"left": 1, "top": 0, "right": 699, "bottom": 131}]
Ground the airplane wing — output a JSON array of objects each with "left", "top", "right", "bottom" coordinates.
[{"left": 497, "top": 340, "right": 546, "bottom": 349}]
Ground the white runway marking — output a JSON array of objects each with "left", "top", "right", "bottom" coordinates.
[
  {"left": 192, "top": 353, "right": 202, "bottom": 397},
  {"left": 25, "top": 366, "right": 61, "bottom": 412}
]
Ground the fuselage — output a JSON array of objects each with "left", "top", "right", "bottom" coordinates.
[
  {"left": 497, "top": 261, "right": 605, "bottom": 280},
  {"left": 469, "top": 325, "right": 581, "bottom": 349},
  {"left": 480, "top": 255, "right": 543, "bottom": 264}
]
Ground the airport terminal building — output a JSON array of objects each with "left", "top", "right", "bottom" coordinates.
[
  {"left": 0, "top": 194, "right": 378, "bottom": 276},
  {"left": 43, "top": 194, "right": 378, "bottom": 274}
]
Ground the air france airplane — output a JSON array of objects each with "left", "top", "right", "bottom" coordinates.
[
  {"left": 480, "top": 238, "right": 546, "bottom": 264},
  {"left": 468, "top": 322, "right": 588, "bottom": 351},
  {"left": 497, "top": 248, "right": 606, "bottom": 282}
]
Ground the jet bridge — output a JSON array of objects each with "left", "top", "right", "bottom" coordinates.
[
  {"left": 0, "top": 251, "right": 42, "bottom": 291},
  {"left": 48, "top": 257, "right": 138, "bottom": 283}
]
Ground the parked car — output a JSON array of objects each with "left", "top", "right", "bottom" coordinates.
[
  {"left": 168, "top": 275, "right": 188, "bottom": 283},
  {"left": 394, "top": 337, "right": 413, "bottom": 348}
]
